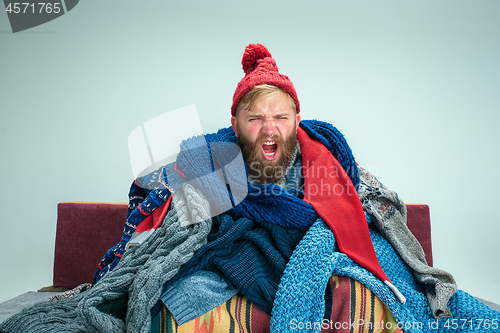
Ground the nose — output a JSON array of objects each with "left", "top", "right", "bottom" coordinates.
[{"left": 262, "top": 118, "right": 276, "bottom": 137}]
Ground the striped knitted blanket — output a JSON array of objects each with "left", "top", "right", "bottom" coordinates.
[{"left": 151, "top": 278, "right": 403, "bottom": 333}]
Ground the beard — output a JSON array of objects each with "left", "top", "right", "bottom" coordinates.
[{"left": 237, "top": 129, "right": 298, "bottom": 185}]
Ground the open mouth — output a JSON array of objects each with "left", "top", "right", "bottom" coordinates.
[{"left": 261, "top": 140, "right": 279, "bottom": 161}]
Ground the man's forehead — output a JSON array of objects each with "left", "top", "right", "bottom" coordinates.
[
  {"left": 241, "top": 95, "right": 296, "bottom": 115},
  {"left": 242, "top": 107, "right": 295, "bottom": 115}
]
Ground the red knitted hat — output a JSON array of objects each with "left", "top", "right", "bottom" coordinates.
[{"left": 231, "top": 44, "right": 300, "bottom": 116}]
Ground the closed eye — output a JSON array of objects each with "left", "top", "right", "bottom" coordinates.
[{"left": 248, "top": 116, "right": 264, "bottom": 121}]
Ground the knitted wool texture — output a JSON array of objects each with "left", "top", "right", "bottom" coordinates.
[
  {"left": 160, "top": 214, "right": 305, "bottom": 316},
  {"left": 92, "top": 119, "right": 360, "bottom": 284},
  {"left": 231, "top": 43, "right": 300, "bottom": 116},
  {"left": 357, "top": 166, "right": 457, "bottom": 318},
  {"left": 270, "top": 167, "right": 500, "bottom": 333},
  {"left": 93, "top": 174, "right": 171, "bottom": 284},
  {"left": 156, "top": 155, "right": 307, "bottom": 318},
  {"left": 0, "top": 184, "right": 212, "bottom": 333},
  {"left": 160, "top": 270, "right": 238, "bottom": 325}
]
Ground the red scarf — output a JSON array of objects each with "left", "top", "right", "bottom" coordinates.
[{"left": 297, "top": 127, "right": 393, "bottom": 286}]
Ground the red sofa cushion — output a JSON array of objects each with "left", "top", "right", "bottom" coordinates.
[{"left": 52, "top": 202, "right": 433, "bottom": 288}]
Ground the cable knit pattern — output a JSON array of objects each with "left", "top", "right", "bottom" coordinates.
[{"left": 0, "top": 184, "right": 212, "bottom": 333}]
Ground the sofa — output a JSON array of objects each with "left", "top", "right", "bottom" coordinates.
[{"left": 0, "top": 202, "right": 498, "bottom": 324}]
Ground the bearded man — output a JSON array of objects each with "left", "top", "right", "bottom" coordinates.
[
  {"left": 2, "top": 44, "right": 499, "bottom": 333},
  {"left": 232, "top": 84, "right": 300, "bottom": 185}
]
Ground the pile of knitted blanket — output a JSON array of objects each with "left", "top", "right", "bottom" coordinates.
[{"left": 1, "top": 120, "right": 499, "bottom": 333}]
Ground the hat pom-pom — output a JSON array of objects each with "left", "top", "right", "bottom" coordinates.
[{"left": 242, "top": 44, "right": 272, "bottom": 75}]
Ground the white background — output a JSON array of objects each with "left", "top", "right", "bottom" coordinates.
[{"left": 0, "top": 0, "right": 499, "bottom": 305}]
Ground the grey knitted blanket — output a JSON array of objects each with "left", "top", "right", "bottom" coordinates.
[{"left": 0, "top": 184, "right": 212, "bottom": 333}]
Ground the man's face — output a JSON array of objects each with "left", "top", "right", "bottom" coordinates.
[{"left": 231, "top": 91, "right": 301, "bottom": 184}]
